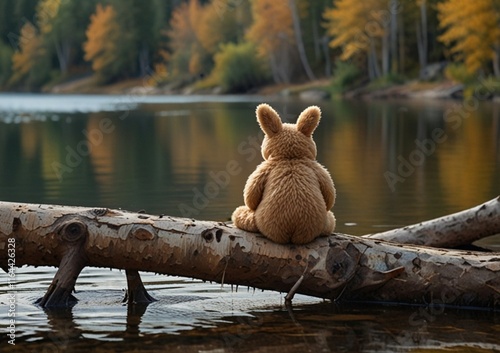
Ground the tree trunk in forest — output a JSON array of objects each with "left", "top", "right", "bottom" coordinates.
[
  {"left": 389, "top": 0, "right": 398, "bottom": 74},
  {"left": 382, "top": 30, "right": 390, "bottom": 76},
  {"left": 288, "top": 0, "right": 316, "bottom": 81},
  {"left": 416, "top": 0, "right": 428, "bottom": 79},
  {"left": 269, "top": 53, "right": 281, "bottom": 84},
  {"left": 321, "top": 36, "right": 331, "bottom": 78},
  {"left": 279, "top": 42, "right": 292, "bottom": 84},
  {"left": 269, "top": 44, "right": 291, "bottom": 84},
  {"left": 312, "top": 9, "right": 320, "bottom": 61},
  {"left": 367, "top": 54, "right": 374, "bottom": 81},
  {"left": 399, "top": 10, "right": 405, "bottom": 75},
  {"left": 0, "top": 199, "right": 499, "bottom": 309},
  {"left": 54, "top": 39, "right": 70, "bottom": 74},
  {"left": 493, "top": 46, "right": 500, "bottom": 78},
  {"left": 138, "top": 43, "right": 150, "bottom": 78},
  {"left": 369, "top": 41, "right": 381, "bottom": 79}
]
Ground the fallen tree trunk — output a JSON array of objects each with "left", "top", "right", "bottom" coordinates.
[
  {"left": 364, "top": 196, "right": 500, "bottom": 248},
  {"left": 0, "top": 201, "right": 499, "bottom": 309}
]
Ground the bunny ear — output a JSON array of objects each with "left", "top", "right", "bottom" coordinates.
[
  {"left": 297, "top": 106, "right": 321, "bottom": 137},
  {"left": 256, "top": 104, "right": 282, "bottom": 137}
]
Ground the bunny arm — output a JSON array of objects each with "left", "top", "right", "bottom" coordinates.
[
  {"left": 244, "top": 162, "right": 269, "bottom": 211},
  {"left": 315, "top": 165, "right": 336, "bottom": 210}
]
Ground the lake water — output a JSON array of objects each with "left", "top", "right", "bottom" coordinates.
[{"left": 0, "top": 93, "right": 499, "bottom": 352}]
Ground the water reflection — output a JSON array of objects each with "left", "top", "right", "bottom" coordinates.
[
  {"left": 42, "top": 307, "right": 83, "bottom": 350},
  {"left": 1, "top": 95, "right": 499, "bottom": 351},
  {"left": 0, "top": 97, "right": 499, "bottom": 236},
  {"left": 12, "top": 297, "right": 500, "bottom": 352}
]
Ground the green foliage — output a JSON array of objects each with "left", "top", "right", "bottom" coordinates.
[
  {"left": 0, "top": 42, "right": 13, "bottom": 87},
  {"left": 210, "top": 42, "right": 270, "bottom": 93},
  {"left": 8, "top": 21, "right": 53, "bottom": 90},
  {"left": 0, "top": 0, "right": 38, "bottom": 42},
  {"left": 12, "top": 56, "right": 52, "bottom": 91},
  {"left": 444, "top": 63, "right": 476, "bottom": 84},
  {"left": 473, "top": 77, "right": 500, "bottom": 96},
  {"left": 366, "top": 73, "right": 406, "bottom": 92},
  {"left": 447, "top": 65, "right": 500, "bottom": 100},
  {"left": 109, "top": 0, "right": 165, "bottom": 77},
  {"left": 330, "top": 61, "right": 362, "bottom": 93},
  {"left": 83, "top": 0, "right": 166, "bottom": 83},
  {"left": 44, "top": 0, "right": 99, "bottom": 68},
  {"left": 460, "top": 76, "right": 500, "bottom": 99}
]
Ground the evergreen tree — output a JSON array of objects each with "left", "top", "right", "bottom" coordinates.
[
  {"left": 39, "top": 0, "right": 98, "bottom": 73},
  {"left": 1, "top": 0, "right": 39, "bottom": 49}
]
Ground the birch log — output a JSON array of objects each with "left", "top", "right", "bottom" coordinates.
[
  {"left": 0, "top": 201, "right": 499, "bottom": 309},
  {"left": 365, "top": 196, "right": 500, "bottom": 247}
]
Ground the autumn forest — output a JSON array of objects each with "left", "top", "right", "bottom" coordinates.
[{"left": 0, "top": 0, "right": 499, "bottom": 93}]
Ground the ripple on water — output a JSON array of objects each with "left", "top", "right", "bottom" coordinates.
[{"left": 1, "top": 266, "right": 319, "bottom": 342}]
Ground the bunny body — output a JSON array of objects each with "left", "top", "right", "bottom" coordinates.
[{"left": 232, "top": 104, "right": 336, "bottom": 244}]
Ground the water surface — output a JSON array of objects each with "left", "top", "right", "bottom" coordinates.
[{"left": 0, "top": 94, "right": 499, "bottom": 352}]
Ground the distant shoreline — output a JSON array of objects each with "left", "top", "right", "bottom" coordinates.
[{"left": 2, "top": 75, "right": 495, "bottom": 102}]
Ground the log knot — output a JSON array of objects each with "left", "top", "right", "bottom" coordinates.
[
  {"left": 58, "top": 220, "right": 88, "bottom": 243},
  {"left": 91, "top": 208, "right": 109, "bottom": 216},
  {"left": 12, "top": 217, "right": 21, "bottom": 232},
  {"left": 201, "top": 227, "right": 223, "bottom": 242},
  {"left": 130, "top": 225, "right": 157, "bottom": 241},
  {"left": 326, "top": 246, "right": 357, "bottom": 281}
]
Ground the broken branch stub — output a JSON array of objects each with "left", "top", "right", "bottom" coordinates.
[
  {"left": 35, "top": 217, "right": 88, "bottom": 307},
  {"left": 123, "top": 269, "right": 157, "bottom": 304}
]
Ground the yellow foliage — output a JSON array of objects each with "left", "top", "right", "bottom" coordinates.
[
  {"left": 438, "top": 0, "right": 500, "bottom": 73},
  {"left": 83, "top": 4, "right": 119, "bottom": 73},
  {"left": 166, "top": 0, "right": 252, "bottom": 79},
  {"left": 36, "top": 0, "right": 62, "bottom": 35},
  {"left": 196, "top": 0, "right": 249, "bottom": 54},
  {"left": 168, "top": 0, "right": 199, "bottom": 54},
  {"left": 145, "top": 63, "right": 168, "bottom": 87},
  {"left": 167, "top": 0, "right": 207, "bottom": 77},
  {"left": 246, "top": 0, "right": 295, "bottom": 57},
  {"left": 188, "top": 50, "right": 202, "bottom": 76},
  {"left": 187, "top": 0, "right": 205, "bottom": 45},
  {"left": 11, "top": 22, "right": 44, "bottom": 79},
  {"left": 323, "top": 0, "right": 387, "bottom": 61}
]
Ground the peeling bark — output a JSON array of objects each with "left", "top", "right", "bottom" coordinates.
[
  {"left": 0, "top": 201, "right": 499, "bottom": 309},
  {"left": 365, "top": 196, "right": 500, "bottom": 248}
]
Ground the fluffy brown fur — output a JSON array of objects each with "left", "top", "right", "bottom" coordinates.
[{"left": 232, "top": 103, "right": 336, "bottom": 244}]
